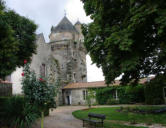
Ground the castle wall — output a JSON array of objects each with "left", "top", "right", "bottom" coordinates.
[
  {"left": 30, "top": 34, "right": 50, "bottom": 77},
  {"left": 11, "top": 17, "right": 88, "bottom": 106},
  {"left": 50, "top": 32, "right": 74, "bottom": 42},
  {"left": 63, "top": 88, "right": 96, "bottom": 105}
]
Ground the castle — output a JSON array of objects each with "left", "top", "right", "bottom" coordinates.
[
  {"left": 30, "top": 16, "right": 87, "bottom": 105},
  {"left": 8, "top": 16, "right": 154, "bottom": 105}
]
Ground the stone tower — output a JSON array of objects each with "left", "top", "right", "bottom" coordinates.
[
  {"left": 49, "top": 16, "right": 87, "bottom": 83},
  {"left": 30, "top": 16, "right": 87, "bottom": 105}
]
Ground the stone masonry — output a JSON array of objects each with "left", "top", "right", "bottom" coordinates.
[{"left": 30, "top": 16, "right": 87, "bottom": 105}]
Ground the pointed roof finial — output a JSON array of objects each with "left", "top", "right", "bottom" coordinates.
[
  {"left": 64, "top": 10, "right": 67, "bottom": 17},
  {"left": 75, "top": 19, "right": 81, "bottom": 25}
]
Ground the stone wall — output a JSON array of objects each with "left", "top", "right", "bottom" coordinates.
[{"left": 63, "top": 88, "right": 96, "bottom": 105}]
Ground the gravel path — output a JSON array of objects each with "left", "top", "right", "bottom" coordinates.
[{"left": 32, "top": 106, "right": 86, "bottom": 128}]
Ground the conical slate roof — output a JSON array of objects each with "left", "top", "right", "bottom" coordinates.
[
  {"left": 52, "top": 16, "right": 78, "bottom": 33},
  {"left": 75, "top": 20, "right": 81, "bottom": 25}
]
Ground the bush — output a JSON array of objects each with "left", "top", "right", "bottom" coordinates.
[
  {"left": 96, "top": 87, "right": 114, "bottom": 104},
  {"left": 125, "top": 84, "right": 145, "bottom": 103},
  {"left": 96, "top": 84, "right": 145, "bottom": 105},
  {"left": 0, "top": 96, "right": 39, "bottom": 128},
  {"left": 22, "top": 60, "right": 57, "bottom": 128},
  {"left": 106, "top": 98, "right": 119, "bottom": 105},
  {"left": 0, "top": 97, "right": 10, "bottom": 126},
  {"left": 145, "top": 75, "right": 166, "bottom": 105}
]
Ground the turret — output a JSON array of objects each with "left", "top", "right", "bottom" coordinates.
[
  {"left": 49, "top": 16, "right": 78, "bottom": 42},
  {"left": 74, "top": 20, "right": 84, "bottom": 42}
]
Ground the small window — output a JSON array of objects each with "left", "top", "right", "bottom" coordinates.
[
  {"left": 67, "top": 74, "right": 70, "bottom": 80},
  {"left": 164, "top": 87, "right": 166, "bottom": 97},
  {"left": 73, "top": 72, "right": 76, "bottom": 82},
  {"left": 40, "top": 63, "right": 46, "bottom": 77},
  {"left": 83, "top": 90, "right": 88, "bottom": 100}
]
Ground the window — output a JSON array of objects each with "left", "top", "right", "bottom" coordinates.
[
  {"left": 83, "top": 90, "right": 88, "bottom": 100},
  {"left": 112, "top": 90, "right": 118, "bottom": 100},
  {"left": 67, "top": 74, "right": 70, "bottom": 80},
  {"left": 40, "top": 63, "right": 46, "bottom": 77},
  {"left": 73, "top": 72, "right": 76, "bottom": 82},
  {"left": 164, "top": 87, "right": 166, "bottom": 97}
]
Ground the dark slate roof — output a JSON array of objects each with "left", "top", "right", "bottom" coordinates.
[
  {"left": 52, "top": 16, "right": 78, "bottom": 33},
  {"left": 75, "top": 20, "right": 81, "bottom": 25}
]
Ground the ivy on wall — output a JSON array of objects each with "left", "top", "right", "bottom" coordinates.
[{"left": 95, "top": 84, "right": 145, "bottom": 105}]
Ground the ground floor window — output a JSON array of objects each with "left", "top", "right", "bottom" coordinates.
[
  {"left": 164, "top": 87, "right": 166, "bottom": 97},
  {"left": 83, "top": 90, "right": 88, "bottom": 100},
  {"left": 112, "top": 89, "right": 118, "bottom": 100}
]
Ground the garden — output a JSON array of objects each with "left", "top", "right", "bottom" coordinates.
[
  {"left": 73, "top": 106, "right": 166, "bottom": 128},
  {"left": 0, "top": 60, "right": 58, "bottom": 128}
]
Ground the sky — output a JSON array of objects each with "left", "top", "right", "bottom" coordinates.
[{"left": 4, "top": 0, "right": 104, "bottom": 82}]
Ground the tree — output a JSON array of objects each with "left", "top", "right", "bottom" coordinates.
[
  {"left": 0, "top": 1, "right": 37, "bottom": 79},
  {"left": 81, "top": 0, "right": 166, "bottom": 84},
  {"left": 86, "top": 89, "right": 95, "bottom": 108}
]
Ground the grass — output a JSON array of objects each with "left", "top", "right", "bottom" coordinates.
[
  {"left": 72, "top": 106, "right": 166, "bottom": 128},
  {"left": 104, "top": 121, "right": 147, "bottom": 128},
  {"left": 82, "top": 120, "right": 146, "bottom": 128}
]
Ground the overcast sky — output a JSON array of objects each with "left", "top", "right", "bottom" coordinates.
[{"left": 4, "top": 0, "right": 104, "bottom": 82}]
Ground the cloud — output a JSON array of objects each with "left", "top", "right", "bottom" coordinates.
[
  {"left": 65, "top": 0, "right": 92, "bottom": 24},
  {"left": 5, "top": 0, "right": 68, "bottom": 41},
  {"left": 86, "top": 56, "right": 104, "bottom": 82}
]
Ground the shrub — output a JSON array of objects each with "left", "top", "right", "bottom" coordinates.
[
  {"left": 125, "top": 84, "right": 145, "bottom": 103},
  {"left": 86, "top": 89, "right": 95, "bottom": 108},
  {"left": 0, "top": 96, "right": 39, "bottom": 128},
  {"left": 96, "top": 84, "right": 145, "bottom": 105},
  {"left": 22, "top": 60, "right": 57, "bottom": 128},
  {"left": 106, "top": 98, "right": 119, "bottom": 105},
  {"left": 96, "top": 87, "right": 114, "bottom": 104},
  {"left": 145, "top": 75, "right": 166, "bottom": 105},
  {"left": 0, "top": 97, "right": 10, "bottom": 126}
]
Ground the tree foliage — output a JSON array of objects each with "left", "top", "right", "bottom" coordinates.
[
  {"left": 0, "top": 1, "right": 37, "bottom": 79},
  {"left": 82, "top": 0, "right": 166, "bottom": 84}
]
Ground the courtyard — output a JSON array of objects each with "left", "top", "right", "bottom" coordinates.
[
  {"left": 1, "top": 0, "right": 166, "bottom": 128},
  {"left": 32, "top": 105, "right": 166, "bottom": 128}
]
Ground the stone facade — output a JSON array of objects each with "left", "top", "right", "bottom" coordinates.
[
  {"left": 30, "top": 16, "right": 87, "bottom": 105},
  {"left": 63, "top": 88, "right": 96, "bottom": 105}
]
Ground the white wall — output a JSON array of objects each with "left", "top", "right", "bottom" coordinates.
[{"left": 11, "top": 67, "right": 23, "bottom": 94}]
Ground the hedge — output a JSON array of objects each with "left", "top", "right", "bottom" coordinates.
[
  {"left": 0, "top": 96, "right": 49, "bottom": 128},
  {"left": 95, "top": 84, "right": 145, "bottom": 105},
  {"left": 144, "top": 75, "right": 166, "bottom": 105}
]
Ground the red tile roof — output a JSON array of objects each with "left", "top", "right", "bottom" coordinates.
[
  {"left": 63, "top": 80, "right": 119, "bottom": 89},
  {"left": 63, "top": 77, "right": 153, "bottom": 89},
  {"left": 0, "top": 79, "right": 12, "bottom": 84}
]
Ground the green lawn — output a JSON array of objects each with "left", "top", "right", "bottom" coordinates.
[
  {"left": 72, "top": 106, "right": 166, "bottom": 128},
  {"left": 104, "top": 122, "right": 147, "bottom": 128}
]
